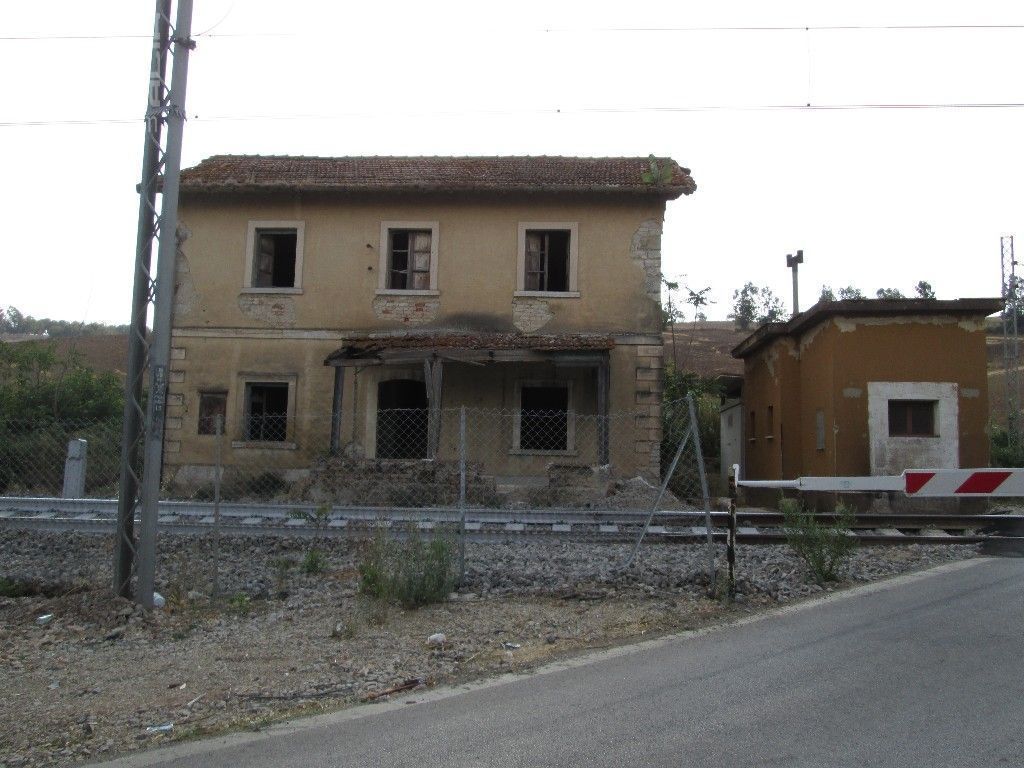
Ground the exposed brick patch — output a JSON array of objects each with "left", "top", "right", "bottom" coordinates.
[
  {"left": 511, "top": 297, "right": 554, "bottom": 333},
  {"left": 372, "top": 295, "right": 441, "bottom": 325},
  {"left": 630, "top": 219, "right": 663, "bottom": 303},
  {"left": 238, "top": 295, "right": 297, "bottom": 327}
]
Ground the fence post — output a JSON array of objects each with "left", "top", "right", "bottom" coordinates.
[
  {"left": 622, "top": 423, "right": 691, "bottom": 571},
  {"left": 458, "top": 406, "right": 467, "bottom": 586},
  {"left": 211, "top": 414, "right": 223, "bottom": 599},
  {"left": 728, "top": 494, "right": 737, "bottom": 595},
  {"left": 686, "top": 393, "right": 717, "bottom": 588},
  {"left": 62, "top": 438, "right": 88, "bottom": 499}
]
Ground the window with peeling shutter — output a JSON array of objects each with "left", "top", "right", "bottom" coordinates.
[
  {"left": 388, "top": 229, "right": 432, "bottom": 290},
  {"left": 411, "top": 231, "right": 432, "bottom": 290},
  {"left": 255, "top": 234, "right": 276, "bottom": 286},
  {"left": 525, "top": 232, "right": 545, "bottom": 291}
]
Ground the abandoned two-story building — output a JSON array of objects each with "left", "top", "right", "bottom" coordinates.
[{"left": 163, "top": 156, "right": 695, "bottom": 492}]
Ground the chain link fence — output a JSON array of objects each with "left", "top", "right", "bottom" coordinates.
[
  {"left": 0, "top": 418, "right": 122, "bottom": 498},
  {"left": 0, "top": 396, "right": 722, "bottom": 591},
  {"left": 0, "top": 400, "right": 717, "bottom": 511}
]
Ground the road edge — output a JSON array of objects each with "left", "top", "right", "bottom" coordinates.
[{"left": 89, "top": 556, "right": 990, "bottom": 766}]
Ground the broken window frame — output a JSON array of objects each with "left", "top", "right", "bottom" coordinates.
[
  {"left": 243, "top": 220, "right": 305, "bottom": 292},
  {"left": 516, "top": 222, "right": 579, "bottom": 296},
  {"left": 387, "top": 229, "right": 433, "bottom": 291},
  {"left": 512, "top": 381, "right": 575, "bottom": 454},
  {"left": 197, "top": 390, "right": 228, "bottom": 436},
  {"left": 378, "top": 221, "right": 439, "bottom": 294},
  {"left": 888, "top": 399, "right": 938, "bottom": 437}
]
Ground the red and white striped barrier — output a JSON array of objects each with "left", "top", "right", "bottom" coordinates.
[{"left": 734, "top": 465, "right": 1024, "bottom": 497}]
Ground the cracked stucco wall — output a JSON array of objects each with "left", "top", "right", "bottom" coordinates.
[{"left": 630, "top": 218, "right": 663, "bottom": 303}]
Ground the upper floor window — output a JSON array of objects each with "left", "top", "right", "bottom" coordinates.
[
  {"left": 378, "top": 221, "right": 439, "bottom": 293},
  {"left": 388, "top": 229, "right": 432, "bottom": 290},
  {"left": 244, "top": 221, "right": 304, "bottom": 292},
  {"left": 516, "top": 222, "right": 579, "bottom": 296}
]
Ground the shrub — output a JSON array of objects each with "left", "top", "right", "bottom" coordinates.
[
  {"left": 781, "top": 498, "right": 857, "bottom": 583},
  {"left": 990, "top": 424, "right": 1024, "bottom": 467},
  {"left": 358, "top": 531, "right": 455, "bottom": 609},
  {"left": 300, "top": 548, "right": 327, "bottom": 575}
]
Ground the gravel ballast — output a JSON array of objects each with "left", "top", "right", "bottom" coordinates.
[{"left": 0, "top": 529, "right": 977, "bottom": 767}]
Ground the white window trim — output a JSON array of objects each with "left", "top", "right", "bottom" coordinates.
[
  {"left": 516, "top": 222, "right": 579, "bottom": 296},
  {"left": 243, "top": 220, "right": 305, "bottom": 292},
  {"left": 511, "top": 380, "right": 576, "bottom": 455},
  {"left": 232, "top": 372, "right": 298, "bottom": 449},
  {"left": 378, "top": 221, "right": 440, "bottom": 293}
]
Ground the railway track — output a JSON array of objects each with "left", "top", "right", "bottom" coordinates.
[{"left": 2, "top": 496, "right": 1021, "bottom": 547}]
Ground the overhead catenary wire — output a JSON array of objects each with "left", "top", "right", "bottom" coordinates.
[{"left": 5, "top": 101, "right": 1024, "bottom": 128}]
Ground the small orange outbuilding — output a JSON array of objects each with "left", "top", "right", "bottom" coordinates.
[{"left": 730, "top": 298, "right": 1002, "bottom": 482}]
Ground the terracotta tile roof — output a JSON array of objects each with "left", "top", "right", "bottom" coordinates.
[
  {"left": 325, "top": 333, "right": 615, "bottom": 363},
  {"left": 732, "top": 298, "right": 1004, "bottom": 359},
  {"left": 180, "top": 155, "right": 695, "bottom": 199}
]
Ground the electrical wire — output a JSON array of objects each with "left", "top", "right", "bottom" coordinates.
[
  {"left": 543, "top": 23, "right": 1024, "bottom": 32},
  {"left": 5, "top": 22, "right": 1024, "bottom": 40},
  {"left": 4, "top": 101, "right": 1024, "bottom": 128}
]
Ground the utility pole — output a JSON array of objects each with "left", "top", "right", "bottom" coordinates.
[
  {"left": 114, "top": 0, "right": 194, "bottom": 607},
  {"left": 1001, "top": 235, "right": 1020, "bottom": 453},
  {"left": 786, "top": 249, "right": 804, "bottom": 315}
]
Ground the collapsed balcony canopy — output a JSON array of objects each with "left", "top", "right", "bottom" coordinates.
[{"left": 324, "top": 333, "right": 615, "bottom": 366}]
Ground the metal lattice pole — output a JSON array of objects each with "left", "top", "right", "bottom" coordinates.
[
  {"left": 114, "top": 0, "right": 172, "bottom": 600},
  {"left": 114, "top": 0, "right": 194, "bottom": 606},
  {"left": 1001, "top": 235, "right": 1020, "bottom": 452}
]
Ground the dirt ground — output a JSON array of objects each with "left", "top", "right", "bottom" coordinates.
[
  {"left": 0, "top": 531, "right": 978, "bottom": 768},
  {"left": 0, "top": 576, "right": 751, "bottom": 768}
]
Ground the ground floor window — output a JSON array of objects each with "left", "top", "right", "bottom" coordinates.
[
  {"left": 888, "top": 399, "right": 937, "bottom": 437},
  {"left": 198, "top": 391, "right": 227, "bottom": 435},
  {"left": 517, "top": 383, "right": 570, "bottom": 451},
  {"left": 245, "top": 382, "right": 289, "bottom": 441},
  {"left": 376, "top": 379, "right": 428, "bottom": 459}
]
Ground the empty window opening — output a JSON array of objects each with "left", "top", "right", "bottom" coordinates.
[
  {"left": 815, "top": 409, "right": 826, "bottom": 451},
  {"left": 198, "top": 391, "right": 227, "bottom": 435},
  {"left": 888, "top": 400, "right": 937, "bottom": 437},
  {"left": 519, "top": 385, "right": 569, "bottom": 451},
  {"left": 524, "top": 230, "right": 570, "bottom": 292},
  {"left": 387, "top": 230, "right": 432, "bottom": 290},
  {"left": 377, "top": 379, "right": 428, "bottom": 459},
  {"left": 245, "top": 383, "right": 289, "bottom": 441},
  {"left": 748, "top": 410, "right": 756, "bottom": 441},
  {"left": 253, "top": 230, "right": 297, "bottom": 288},
  {"left": 766, "top": 405, "right": 775, "bottom": 437}
]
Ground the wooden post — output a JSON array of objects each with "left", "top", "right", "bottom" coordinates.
[
  {"left": 424, "top": 357, "right": 443, "bottom": 458},
  {"left": 330, "top": 365, "right": 344, "bottom": 454},
  {"left": 597, "top": 354, "right": 610, "bottom": 466}
]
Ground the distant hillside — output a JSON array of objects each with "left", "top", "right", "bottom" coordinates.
[
  {"left": 663, "top": 321, "right": 746, "bottom": 378},
  {"left": 0, "top": 334, "right": 128, "bottom": 378}
]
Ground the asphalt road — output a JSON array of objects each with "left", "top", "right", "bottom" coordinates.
[{"left": 100, "top": 557, "right": 1024, "bottom": 768}]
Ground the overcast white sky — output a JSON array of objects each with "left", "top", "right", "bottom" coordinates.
[{"left": 3, "top": 0, "right": 1023, "bottom": 324}]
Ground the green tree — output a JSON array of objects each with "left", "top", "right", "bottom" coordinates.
[
  {"left": 876, "top": 288, "right": 905, "bottom": 299},
  {"left": 818, "top": 285, "right": 836, "bottom": 303},
  {"left": 914, "top": 281, "right": 936, "bottom": 299},
  {"left": 730, "top": 283, "right": 786, "bottom": 330},
  {"left": 0, "top": 341, "right": 121, "bottom": 422},
  {"left": 838, "top": 286, "right": 866, "bottom": 300}
]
